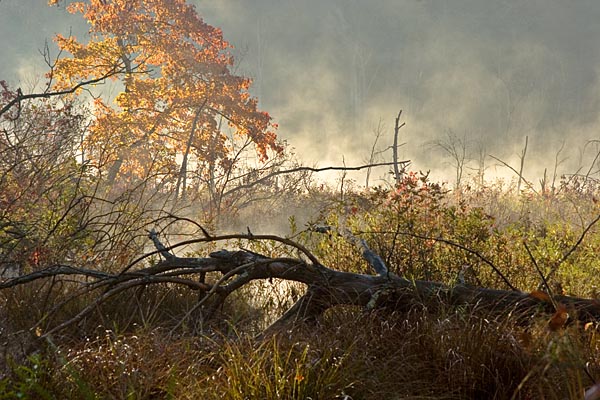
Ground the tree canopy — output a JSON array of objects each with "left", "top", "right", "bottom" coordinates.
[{"left": 48, "top": 0, "right": 282, "bottom": 189}]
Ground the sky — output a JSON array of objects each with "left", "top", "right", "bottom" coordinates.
[{"left": 2, "top": 0, "right": 600, "bottom": 187}]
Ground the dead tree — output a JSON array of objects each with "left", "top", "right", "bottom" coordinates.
[
  {"left": 392, "top": 110, "right": 406, "bottom": 185},
  {"left": 2, "top": 228, "right": 600, "bottom": 341}
]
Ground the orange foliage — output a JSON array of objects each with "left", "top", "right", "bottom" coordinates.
[
  {"left": 528, "top": 290, "right": 552, "bottom": 303},
  {"left": 548, "top": 303, "right": 569, "bottom": 331},
  {"left": 49, "top": 0, "right": 281, "bottom": 185}
]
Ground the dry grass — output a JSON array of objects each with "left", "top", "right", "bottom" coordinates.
[
  {"left": 2, "top": 301, "right": 600, "bottom": 399},
  {"left": 4, "top": 176, "right": 600, "bottom": 398}
]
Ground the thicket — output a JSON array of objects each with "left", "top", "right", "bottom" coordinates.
[{"left": 3, "top": 154, "right": 600, "bottom": 398}]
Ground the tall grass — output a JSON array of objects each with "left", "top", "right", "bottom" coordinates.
[
  {"left": 3, "top": 175, "right": 600, "bottom": 398},
  {"left": 2, "top": 305, "right": 599, "bottom": 399}
]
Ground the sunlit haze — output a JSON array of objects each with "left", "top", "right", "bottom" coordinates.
[{"left": 2, "top": 1, "right": 600, "bottom": 186}]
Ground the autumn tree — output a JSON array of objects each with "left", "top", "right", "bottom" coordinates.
[{"left": 48, "top": 0, "right": 282, "bottom": 200}]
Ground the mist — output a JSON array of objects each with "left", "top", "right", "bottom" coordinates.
[
  {"left": 3, "top": 0, "right": 600, "bottom": 186},
  {"left": 196, "top": 0, "right": 600, "bottom": 186}
]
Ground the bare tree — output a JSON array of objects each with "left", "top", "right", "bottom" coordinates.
[
  {"left": 430, "top": 129, "right": 470, "bottom": 189},
  {"left": 392, "top": 110, "right": 406, "bottom": 185},
  {"left": 472, "top": 141, "right": 488, "bottom": 187},
  {"left": 365, "top": 119, "right": 385, "bottom": 188},
  {"left": 517, "top": 136, "right": 528, "bottom": 193}
]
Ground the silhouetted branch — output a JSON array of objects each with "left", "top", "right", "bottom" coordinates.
[
  {"left": 0, "top": 68, "right": 121, "bottom": 118},
  {"left": 489, "top": 154, "right": 537, "bottom": 194},
  {"left": 4, "top": 228, "right": 600, "bottom": 340},
  {"left": 544, "top": 213, "right": 600, "bottom": 284},
  {"left": 356, "top": 229, "right": 518, "bottom": 291},
  {"left": 223, "top": 161, "right": 410, "bottom": 198}
]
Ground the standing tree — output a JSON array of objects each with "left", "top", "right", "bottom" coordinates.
[{"left": 48, "top": 0, "right": 282, "bottom": 197}]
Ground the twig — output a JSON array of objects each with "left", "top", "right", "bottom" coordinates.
[
  {"left": 161, "top": 212, "right": 212, "bottom": 238},
  {"left": 489, "top": 155, "right": 537, "bottom": 194},
  {"left": 544, "top": 213, "right": 600, "bottom": 283},
  {"left": 523, "top": 241, "right": 557, "bottom": 309},
  {"left": 357, "top": 229, "right": 518, "bottom": 291},
  {"left": 517, "top": 136, "right": 528, "bottom": 193}
]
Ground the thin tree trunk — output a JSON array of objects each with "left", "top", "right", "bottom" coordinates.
[
  {"left": 517, "top": 135, "right": 528, "bottom": 193},
  {"left": 393, "top": 110, "right": 405, "bottom": 185},
  {"left": 175, "top": 103, "right": 206, "bottom": 201}
]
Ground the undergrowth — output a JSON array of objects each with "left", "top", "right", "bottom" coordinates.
[
  {"left": 3, "top": 173, "right": 600, "bottom": 398},
  {"left": 2, "top": 307, "right": 599, "bottom": 399}
]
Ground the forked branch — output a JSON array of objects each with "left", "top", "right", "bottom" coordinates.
[{"left": 2, "top": 227, "right": 600, "bottom": 340}]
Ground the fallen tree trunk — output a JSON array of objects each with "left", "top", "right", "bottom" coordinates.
[
  {"left": 183, "top": 249, "right": 600, "bottom": 334},
  {"left": 2, "top": 231, "right": 600, "bottom": 339}
]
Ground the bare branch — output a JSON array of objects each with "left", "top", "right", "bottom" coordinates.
[
  {"left": 223, "top": 161, "right": 410, "bottom": 198},
  {"left": 121, "top": 232, "right": 324, "bottom": 275},
  {"left": 0, "top": 68, "right": 122, "bottom": 118},
  {"left": 517, "top": 136, "right": 528, "bottom": 193},
  {"left": 489, "top": 154, "right": 538, "bottom": 194},
  {"left": 356, "top": 229, "right": 518, "bottom": 291},
  {"left": 544, "top": 213, "right": 600, "bottom": 284},
  {"left": 148, "top": 229, "right": 175, "bottom": 260}
]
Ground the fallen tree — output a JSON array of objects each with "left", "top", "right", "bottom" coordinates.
[{"left": 2, "top": 226, "right": 600, "bottom": 341}]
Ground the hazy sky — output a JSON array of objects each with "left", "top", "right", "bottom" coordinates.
[{"left": 2, "top": 0, "right": 600, "bottom": 186}]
